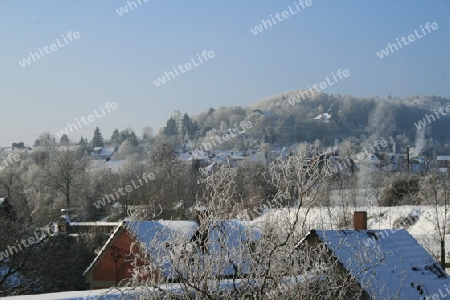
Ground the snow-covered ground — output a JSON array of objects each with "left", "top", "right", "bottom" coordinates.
[
  {"left": 4, "top": 288, "right": 121, "bottom": 299},
  {"left": 5, "top": 287, "right": 173, "bottom": 299}
]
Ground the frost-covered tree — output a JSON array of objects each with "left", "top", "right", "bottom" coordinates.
[
  {"left": 59, "top": 134, "right": 70, "bottom": 146},
  {"left": 420, "top": 173, "right": 450, "bottom": 268},
  {"left": 42, "top": 148, "right": 88, "bottom": 209},
  {"left": 111, "top": 129, "right": 120, "bottom": 144},
  {"left": 91, "top": 127, "right": 104, "bottom": 148},
  {"left": 34, "top": 131, "right": 56, "bottom": 148},
  {"left": 163, "top": 117, "right": 178, "bottom": 137}
]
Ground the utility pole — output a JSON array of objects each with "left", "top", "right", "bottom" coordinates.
[{"left": 406, "top": 146, "right": 410, "bottom": 172}]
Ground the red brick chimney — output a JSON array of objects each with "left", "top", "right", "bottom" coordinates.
[{"left": 354, "top": 211, "right": 367, "bottom": 230}]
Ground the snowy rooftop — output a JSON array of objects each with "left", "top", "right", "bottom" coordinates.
[
  {"left": 56, "top": 145, "right": 81, "bottom": 152},
  {"left": 313, "top": 112, "right": 332, "bottom": 121},
  {"left": 91, "top": 146, "right": 116, "bottom": 157},
  {"left": 158, "top": 220, "right": 197, "bottom": 238},
  {"left": 310, "top": 229, "right": 450, "bottom": 299},
  {"left": 125, "top": 220, "right": 180, "bottom": 250}
]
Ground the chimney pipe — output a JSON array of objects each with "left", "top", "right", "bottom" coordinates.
[{"left": 354, "top": 211, "right": 367, "bottom": 230}]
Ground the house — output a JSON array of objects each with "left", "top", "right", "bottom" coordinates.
[
  {"left": 437, "top": 156, "right": 450, "bottom": 173},
  {"left": 297, "top": 212, "right": 450, "bottom": 299},
  {"left": 410, "top": 156, "right": 427, "bottom": 174},
  {"left": 90, "top": 147, "right": 116, "bottom": 160},
  {"left": 83, "top": 220, "right": 259, "bottom": 289},
  {"left": 55, "top": 145, "right": 81, "bottom": 152},
  {"left": 83, "top": 221, "right": 170, "bottom": 289},
  {"left": 313, "top": 112, "right": 332, "bottom": 122}
]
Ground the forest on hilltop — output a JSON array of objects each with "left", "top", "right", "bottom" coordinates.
[{"left": 166, "top": 92, "right": 450, "bottom": 155}]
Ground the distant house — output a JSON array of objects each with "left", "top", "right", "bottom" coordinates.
[
  {"left": 90, "top": 147, "right": 116, "bottom": 160},
  {"left": 313, "top": 113, "right": 332, "bottom": 122},
  {"left": 11, "top": 142, "right": 24, "bottom": 149},
  {"left": 410, "top": 156, "right": 427, "bottom": 174},
  {"left": 437, "top": 156, "right": 450, "bottom": 173},
  {"left": 56, "top": 145, "right": 81, "bottom": 152},
  {"left": 83, "top": 220, "right": 259, "bottom": 289},
  {"left": 298, "top": 228, "right": 450, "bottom": 299}
]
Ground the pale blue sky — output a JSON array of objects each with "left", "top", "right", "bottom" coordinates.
[{"left": 0, "top": 0, "right": 449, "bottom": 146}]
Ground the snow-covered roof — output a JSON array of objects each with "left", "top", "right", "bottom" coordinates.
[
  {"left": 308, "top": 229, "right": 450, "bottom": 299},
  {"left": 0, "top": 198, "right": 5, "bottom": 205},
  {"left": 313, "top": 113, "right": 332, "bottom": 121},
  {"left": 158, "top": 220, "right": 197, "bottom": 238},
  {"left": 91, "top": 146, "right": 115, "bottom": 157},
  {"left": 125, "top": 220, "right": 180, "bottom": 250},
  {"left": 60, "top": 214, "right": 70, "bottom": 222},
  {"left": 56, "top": 145, "right": 80, "bottom": 152}
]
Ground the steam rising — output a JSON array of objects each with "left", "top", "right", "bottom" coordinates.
[{"left": 411, "top": 127, "right": 426, "bottom": 157}]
